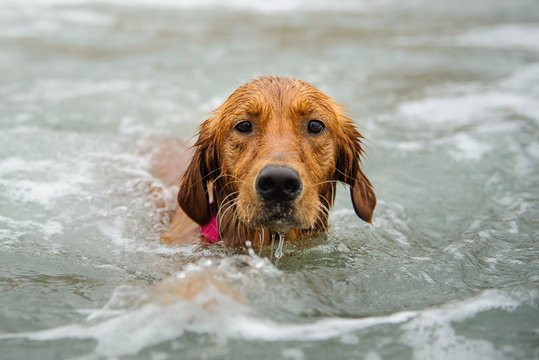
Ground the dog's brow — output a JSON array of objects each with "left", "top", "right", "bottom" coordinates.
[
  {"left": 245, "top": 100, "right": 270, "bottom": 117},
  {"left": 290, "top": 98, "right": 315, "bottom": 116}
]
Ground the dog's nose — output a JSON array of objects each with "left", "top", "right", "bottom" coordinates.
[{"left": 256, "top": 165, "right": 302, "bottom": 202}]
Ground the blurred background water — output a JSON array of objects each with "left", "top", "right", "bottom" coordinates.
[{"left": 0, "top": 0, "right": 538, "bottom": 359}]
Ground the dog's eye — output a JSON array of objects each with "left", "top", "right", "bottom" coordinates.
[
  {"left": 234, "top": 120, "right": 252, "bottom": 134},
  {"left": 307, "top": 119, "right": 325, "bottom": 134}
]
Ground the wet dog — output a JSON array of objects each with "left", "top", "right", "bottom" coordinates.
[{"left": 157, "top": 76, "right": 376, "bottom": 247}]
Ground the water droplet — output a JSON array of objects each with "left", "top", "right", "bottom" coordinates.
[{"left": 246, "top": 240, "right": 256, "bottom": 257}]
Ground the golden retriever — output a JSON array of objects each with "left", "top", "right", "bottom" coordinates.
[{"left": 156, "top": 76, "right": 376, "bottom": 248}]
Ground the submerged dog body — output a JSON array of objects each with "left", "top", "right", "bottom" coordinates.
[{"left": 161, "top": 76, "right": 376, "bottom": 247}]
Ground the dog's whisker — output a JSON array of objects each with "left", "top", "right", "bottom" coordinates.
[
  {"left": 216, "top": 201, "right": 237, "bottom": 225},
  {"left": 214, "top": 173, "right": 248, "bottom": 186},
  {"left": 218, "top": 209, "right": 236, "bottom": 241},
  {"left": 221, "top": 202, "right": 244, "bottom": 241},
  {"left": 217, "top": 197, "right": 238, "bottom": 238},
  {"left": 217, "top": 199, "right": 236, "bottom": 225},
  {"left": 318, "top": 194, "right": 332, "bottom": 214},
  {"left": 217, "top": 191, "right": 240, "bottom": 211},
  {"left": 313, "top": 179, "right": 339, "bottom": 187},
  {"left": 313, "top": 205, "right": 327, "bottom": 230}
]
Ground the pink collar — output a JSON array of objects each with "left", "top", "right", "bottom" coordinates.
[{"left": 200, "top": 202, "right": 219, "bottom": 243}]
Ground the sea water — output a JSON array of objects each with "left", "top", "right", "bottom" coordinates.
[{"left": 0, "top": 0, "right": 538, "bottom": 359}]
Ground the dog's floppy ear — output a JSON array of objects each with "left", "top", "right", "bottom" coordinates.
[
  {"left": 177, "top": 124, "right": 218, "bottom": 226},
  {"left": 350, "top": 169, "right": 376, "bottom": 224},
  {"left": 335, "top": 118, "right": 376, "bottom": 223}
]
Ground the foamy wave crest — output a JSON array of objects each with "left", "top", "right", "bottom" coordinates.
[
  {"left": 0, "top": 156, "right": 92, "bottom": 209},
  {"left": 0, "top": 290, "right": 413, "bottom": 358}
]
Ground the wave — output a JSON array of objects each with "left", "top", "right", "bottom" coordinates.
[{"left": 0, "top": 254, "right": 534, "bottom": 359}]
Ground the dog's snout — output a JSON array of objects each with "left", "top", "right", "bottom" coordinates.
[{"left": 256, "top": 165, "right": 302, "bottom": 202}]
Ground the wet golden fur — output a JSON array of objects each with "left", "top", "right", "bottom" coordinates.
[{"left": 158, "top": 76, "right": 376, "bottom": 248}]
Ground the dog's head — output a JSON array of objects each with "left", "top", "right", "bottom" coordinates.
[{"left": 178, "top": 76, "right": 376, "bottom": 246}]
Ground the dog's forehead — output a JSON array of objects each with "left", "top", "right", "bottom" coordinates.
[{"left": 224, "top": 77, "right": 339, "bottom": 120}]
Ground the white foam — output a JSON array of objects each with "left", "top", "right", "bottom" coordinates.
[
  {"left": 391, "top": 61, "right": 539, "bottom": 164},
  {"left": 98, "top": 219, "right": 134, "bottom": 249},
  {"left": 397, "top": 91, "right": 530, "bottom": 127},
  {"left": 447, "top": 133, "right": 492, "bottom": 161},
  {"left": 0, "top": 157, "right": 57, "bottom": 175},
  {"left": 54, "top": 9, "right": 114, "bottom": 25},
  {"left": 457, "top": 23, "right": 539, "bottom": 52},
  {"left": 0, "top": 156, "right": 92, "bottom": 208},
  {"left": 378, "top": 140, "right": 425, "bottom": 152},
  {"left": 0, "top": 179, "right": 80, "bottom": 208},
  {"left": 396, "top": 59, "right": 539, "bottom": 132},
  {"left": 241, "top": 311, "right": 414, "bottom": 341},
  {"left": 500, "top": 63, "right": 539, "bottom": 94},
  {"left": 0, "top": 215, "right": 64, "bottom": 244},
  {"left": 401, "top": 289, "right": 534, "bottom": 360}
]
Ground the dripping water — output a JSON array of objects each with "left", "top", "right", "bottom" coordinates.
[
  {"left": 245, "top": 240, "right": 255, "bottom": 257},
  {"left": 269, "top": 233, "right": 275, "bottom": 261},
  {"left": 251, "top": 231, "right": 286, "bottom": 267},
  {"left": 274, "top": 232, "right": 285, "bottom": 267},
  {"left": 258, "top": 231, "right": 264, "bottom": 257}
]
